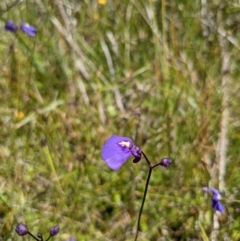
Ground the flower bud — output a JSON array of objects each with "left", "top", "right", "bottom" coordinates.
[
  {"left": 159, "top": 157, "right": 172, "bottom": 167},
  {"left": 132, "top": 156, "right": 141, "bottom": 163},
  {"left": 15, "top": 223, "right": 28, "bottom": 236},
  {"left": 50, "top": 225, "right": 60, "bottom": 236}
]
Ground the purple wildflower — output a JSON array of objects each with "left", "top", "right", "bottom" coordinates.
[
  {"left": 20, "top": 23, "right": 37, "bottom": 36},
  {"left": 4, "top": 20, "right": 18, "bottom": 33},
  {"left": 15, "top": 223, "right": 28, "bottom": 236},
  {"left": 101, "top": 135, "right": 142, "bottom": 170},
  {"left": 202, "top": 187, "right": 224, "bottom": 213}
]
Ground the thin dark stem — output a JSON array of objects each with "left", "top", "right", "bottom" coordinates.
[
  {"left": 38, "top": 234, "right": 44, "bottom": 241},
  {"left": 141, "top": 151, "right": 152, "bottom": 168},
  {"left": 45, "top": 235, "right": 52, "bottom": 241},
  {"left": 27, "top": 232, "right": 40, "bottom": 241},
  {"left": 134, "top": 166, "right": 152, "bottom": 241},
  {"left": 152, "top": 162, "right": 162, "bottom": 169}
]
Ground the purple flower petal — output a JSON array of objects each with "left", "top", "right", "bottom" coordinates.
[
  {"left": 101, "top": 135, "right": 134, "bottom": 170},
  {"left": 20, "top": 23, "right": 37, "bottom": 36},
  {"left": 203, "top": 187, "right": 217, "bottom": 196},
  {"left": 202, "top": 187, "right": 224, "bottom": 213},
  {"left": 5, "top": 20, "right": 18, "bottom": 33},
  {"left": 212, "top": 198, "right": 224, "bottom": 213},
  {"left": 130, "top": 145, "right": 142, "bottom": 160}
]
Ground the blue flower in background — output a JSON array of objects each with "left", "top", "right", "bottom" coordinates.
[
  {"left": 65, "top": 237, "right": 76, "bottom": 241},
  {"left": 101, "top": 135, "right": 142, "bottom": 170},
  {"left": 202, "top": 187, "right": 224, "bottom": 213},
  {"left": 4, "top": 19, "right": 18, "bottom": 33},
  {"left": 4, "top": 20, "right": 37, "bottom": 36},
  {"left": 20, "top": 23, "right": 37, "bottom": 36}
]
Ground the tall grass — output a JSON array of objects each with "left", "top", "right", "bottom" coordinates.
[{"left": 0, "top": 0, "right": 240, "bottom": 240}]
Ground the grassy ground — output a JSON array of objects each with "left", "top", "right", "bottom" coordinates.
[{"left": 0, "top": 0, "right": 240, "bottom": 240}]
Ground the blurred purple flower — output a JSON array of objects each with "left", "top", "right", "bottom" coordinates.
[
  {"left": 20, "top": 23, "right": 37, "bottom": 36},
  {"left": 15, "top": 223, "right": 28, "bottom": 236},
  {"left": 159, "top": 157, "right": 172, "bottom": 167},
  {"left": 101, "top": 135, "right": 142, "bottom": 170},
  {"left": 132, "top": 108, "right": 141, "bottom": 116},
  {"left": 50, "top": 225, "right": 60, "bottom": 236},
  {"left": 202, "top": 187, "right": 224, "bottom": 213},
  {"left": 5, "top": 20, "right": 18, "bottom": 33},
  {"left": 65, "top": 237, "right": 76, "bottom": 241}
]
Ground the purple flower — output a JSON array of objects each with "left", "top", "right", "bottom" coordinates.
[
  {"left": 159, "top": 157, "right": 172, "bottom": 167},
  {"left": 65, "top": 237, "right": 76, "bottom": 241},
  {"left": 15, "top": 223, "right": 28, "bottom": 236},
  {"left": 50, "top": 225, "right": 59, "bottom": 236},
  {"left": 101, "top": 135, "right": 142, "bottom": 170},
  {"left": 202, "top": 187, "right": 224, "bottom": 213},
  {"left": 20, "top": 23, "right": 37, "bottom": 36},
  {"left": 5, "top": 20, "right": 18, "bottom": 33}
]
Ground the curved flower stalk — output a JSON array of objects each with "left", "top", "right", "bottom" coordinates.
[{"left": 101, "top": 135, "right": 172, "bottom": 241}]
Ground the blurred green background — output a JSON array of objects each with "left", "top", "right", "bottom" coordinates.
[{"left": 0, "top": 0, "right": 240, "bottom": 240}]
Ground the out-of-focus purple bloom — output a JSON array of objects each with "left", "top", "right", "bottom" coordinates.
[
  {"left": 20, "top": 23, "right": 37, "bottom": 36},
  {"left": 5, "top": 20, "right": 18, "bottom": 33},
  {"left": 133, "top": 108, "right": 141, "bottom": 116},
  {"left": 50, "top": 225, "right": 60, "bottom": 236},
  {"left": 15, "top": 223, "right": 28, "bottom": 236},
  {"left": 101, "top": 135, "right": 142, "bottom": 170},
  {"left": 202, "top": 187, "right": 224, "bottom": 213},
  {"left": 159, "top": 157, "right": 172, "bottom": 167},
  {"left": 65, "top": 237, "right": 76, "bottom": 241}
]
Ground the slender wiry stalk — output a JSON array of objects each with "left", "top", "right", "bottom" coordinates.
[
  {"left": 152, "top": 162, "right": 162, "bottom": 169},
  {"left": 134, "top": 151, "right": 153, "bottom": 241},
  {"left": 45, "top": 235, "right": 52, "bottom": 241},
  {"left": 141, "top": 151, "right": 153, "bottom": 168},
  {"left": 27, "top": 232, "right": 39, "bottom": 241}
]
